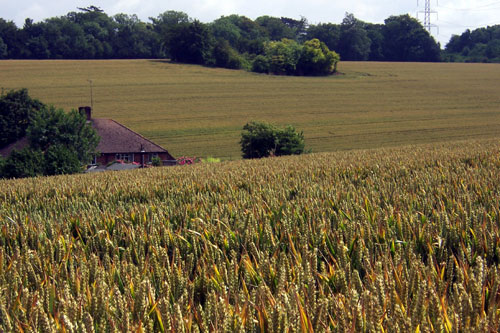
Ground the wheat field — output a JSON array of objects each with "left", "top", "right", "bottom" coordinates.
[
  {"left": 1, "top": 60, "right": 500, "bottom": 159},
  {"left": 1, "top": 139, "right": 500, "bottom": 331}
]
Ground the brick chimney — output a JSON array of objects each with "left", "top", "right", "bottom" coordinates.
[{"left": 79, "top": 106, "right": 92, "bottom": 121}]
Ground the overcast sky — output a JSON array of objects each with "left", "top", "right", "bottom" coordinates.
[{"left": 2, "top": 0, "right": 500, "bottom": 47}]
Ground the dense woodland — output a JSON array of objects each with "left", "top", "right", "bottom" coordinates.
[{"left": 0, "top": 6, "right": 499, "bottom": 74}]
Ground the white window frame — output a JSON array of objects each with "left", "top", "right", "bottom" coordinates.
[{"left": 115, "top": 153, "right": 134, "bottom": 163}]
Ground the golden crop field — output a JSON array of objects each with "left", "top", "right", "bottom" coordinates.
[
  {"left": 0, "top": 139, "right": 500, "bottom": 331},
  {"left": 1, "top": 60, "right": 500, "bottom": 159}
]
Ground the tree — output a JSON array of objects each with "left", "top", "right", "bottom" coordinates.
[
  {"left": 0, "top": 148, "right": 44, "bottom": 179},
  {"left": 306, "top": 23, "right": 341, "bottom": 52},
  {"left": 0, "top": 18, "right": 23, "bottom": 58},
  {"left": 0, "top": 89, "right": 44, "bottom": 148},
  {"left": 264, "top": 38, "right": 302, "bottom": 75},
  {"left": 212, "top": 39, "right": 243, "bottom": 69},
  {"left": 211, "top": 15, "right": 267, "bottom": 55},
  {"left": 338, "top": 13, "right": 371, "bottom": 61},
  {"left": 275, "top": 125, "right": 305, "bottom": 156},
  {"left": 382, "top": 15, "right": 440, "bottom": 62},
  {"left": 27, "top": 106, "right": 99, "bottom": 164},
  {"left": 43, "top": 144, "right": 81, "bottom": 175},
  {"left": 240, "top": 122, "right": 277, "bottom": 158},
  {"left": 297, "top": 38, "right": 340, "bottom": 75},
  {"left": 252, "top": 55, "right": 269, "bottom": 73},
  {"left": 0, "top": 37, "right": 8, "bottom": 59},
  {"left": 366, "top": 23, "right": 385, "bottom": 61},
  {"left": 167, "top": 20, "right": 213, "bottom": 64},
  {"left": 240, "top": 121, "right": 305, "bottom": 159},
  {"left": 256, "top": 16, "right": 296, "bottom": 41},
  {"left": 0, "top": 100, "right": 99, "bottom": 179}
]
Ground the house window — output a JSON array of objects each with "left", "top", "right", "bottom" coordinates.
[
  {"left": 115, "top": 153, "right": 134, "bottom": 162},
  {"left": 91, "top": 155, "right": 97, "bottom": 165}
]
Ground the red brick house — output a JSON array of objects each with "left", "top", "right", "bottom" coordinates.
[
  {"left": 0, "top": 107, "right": 176, "bottom": 168},
  {"left": 79, "top": 107, "right": 175, "bottom": 166}
]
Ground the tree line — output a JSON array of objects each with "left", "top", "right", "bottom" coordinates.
[{"left": 0, "top": 6, "right": 498, "bottom": 72}]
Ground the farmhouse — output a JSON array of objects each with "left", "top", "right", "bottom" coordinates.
[
  {"left": 79, "top": 107, "right": 175, "bottom": 167},
  {"left": 0, "top": 106, "right": 176, "bottom": 168}
]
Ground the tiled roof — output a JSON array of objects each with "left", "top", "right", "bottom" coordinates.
[
  {"left": 1, "top": 119, "right": 173, "bottom": 159},
  {"left": 92, "top": 118, "right": 170, "bottom": 155}
]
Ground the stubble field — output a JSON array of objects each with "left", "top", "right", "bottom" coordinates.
[{"left": 1, "top": 60, "right": 500, "bottom": 159}]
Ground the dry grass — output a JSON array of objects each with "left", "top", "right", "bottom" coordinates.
[
  {"left": 1, "top": 139, "right": 500, "bottom": 331},
  {"left": 1, "top": 60, "right": 500, "bottom": 159}
]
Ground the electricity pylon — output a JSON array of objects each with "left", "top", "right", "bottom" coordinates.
[{"left": 418, "top": 0, "right": 438, "bottom": 33}]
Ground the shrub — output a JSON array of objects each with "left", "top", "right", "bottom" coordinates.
[
  {"left": 151, "top": 156, "right": 162, "bottom": 166},
  {"left": 44, "top": 144, "right": 82, "bottom": 175},
  {"left": 0, "top": 148, "right": 44, "bottom": 178},
  {"left": 275, "top": 125, "right": 305, "bottom": 156},
  {"left": 240, "top": 121, "right": 305, "bottom": 159}
]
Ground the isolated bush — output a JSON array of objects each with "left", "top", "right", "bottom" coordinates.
[
  {"left": 240, "top": 121, "right": 305, "bottom": 158},
  {"left": 151, "top": 155, "right": 162, "bottom": 166}
]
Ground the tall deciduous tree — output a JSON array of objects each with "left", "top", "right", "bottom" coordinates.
[
  {"left": 382, "top": 15, "right": 440, "bottom": 62},
  {"left": 0, "top": 89, "right": 44, "bottom": 148},
  {"left": 306, "top": 23, "right": 341, "bottom": 52},
  {"left": 338, "top": 13, "right": 371, "bottom": 61},
  {"left": 27, "top": 106, "right": 99, "bottom": 164},
  {"left": 167, "top": 20, "right": 213, "bottom": 64}
]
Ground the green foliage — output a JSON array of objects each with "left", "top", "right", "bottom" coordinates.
[
  {"left": 338, "top": 13, "right": 371, "bottom": 61},
  {"left": 151, "top": 155, "right": 162, "bottom": 166},
  {"left": 251, "top": 54, "right": 269, "bottom": 73},
  {"left": 255, "top": 16, "right": 296, "bottom": 41},
  {"left": 0, "top": 147, "right": 44, "bottom": 178},
  {"left": 240, "top": 121, "right": 305, "bottom": 158},
  {"left": 43, "top": 144, "right": 82, "bottom": 175},
  {"left": 0, "top": 37, "right": 7, "bottom": 59},
  {"left": 445, "top": 25, "right": 500, "bottom": 62},
  {"left": 240, "top": 121, "right": 277, "bottom": 158},
  {"left": 274, "top": 125, "right": 305, "bottom": 155},
  {"left": 254, "top": 38, "right": 339, "bottom": 76},
  {"left": 0, "top": 88, "right": 44, "bottom": 148},
  {"left": 297, "top": 38, "right": 340, "bottom": 75},
  {"left": 382, "top": 14, "right": 441, "bottom": 62},
  {"left": 0, "top": 96, "right": 99, "bottom": 179},
  {"left": 201, "top": 156, "right": 221, "bottom": 163},
  {"left": 212, "top": 39, "right": 243, "bottom": 69},
  {"left": 167, "top": 20, "right": 213, "bottom": 64},
  {"left": 306, "top": 23, "right": 341, "bottom": 52},
  {"left": 27, "top": 106, "right": 99, "bottom": 164},
  {"left": 211, "top": 15, "right": 266, "bottom": 54}
]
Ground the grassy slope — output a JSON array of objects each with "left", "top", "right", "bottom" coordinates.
[
  {"left": 1, "top": 60, "right": 500, "bottom": 159},
  {"left": 0, "top": 139, "right": 500, "bottom": 330}
]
